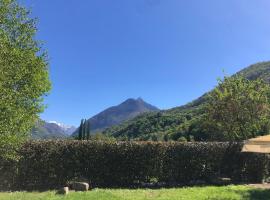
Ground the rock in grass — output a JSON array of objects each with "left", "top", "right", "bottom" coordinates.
[
  {"left": 72, "top": 182, "right": 89, "bottom": 191},
  {"left": 211, "top": 177, "right": 232, "bottom": 185},
  {"left": 57, "top": 187, "right": 69, "bottom": 195}
]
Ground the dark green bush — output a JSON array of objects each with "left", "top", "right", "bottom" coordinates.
[{"left": 0, "top": 141, "right": 268, "bottom": 190}]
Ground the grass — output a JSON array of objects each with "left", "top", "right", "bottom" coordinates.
[{"left": 0, "top": 185, "right": 270, "bottom": 200}]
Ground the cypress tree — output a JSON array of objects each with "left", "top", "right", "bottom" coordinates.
[
  {"left": 83, "top": 119, "right": 87, "bottom": 140},
  {"left": 86, "top": 121, "right": 91, "bottom": 140},
  {"left": 78, "top": 119, "right": 84, "bottom": 140}
]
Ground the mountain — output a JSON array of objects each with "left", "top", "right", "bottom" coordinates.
[
  {"left": 48, "top": 121, "right": 76, "bottom": 135},
  {"left": 31, "top": 120, "right": 76, "bottom": 139},
  {"left": 103, "top": 61, "right": 270, "bottom": 141},
  {"left": 72, "top": 98, "right": 159, "bottom": 136}
]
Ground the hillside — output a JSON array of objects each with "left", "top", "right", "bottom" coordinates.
[
  {"left": 72, "top": 98, "right": 159, "bottom": 136},
  {"left": 103, "top": 61, "right": 270, "bottom": 141},
  {"left": 31, "top": 120, "right": 76, "bottom": 139}
]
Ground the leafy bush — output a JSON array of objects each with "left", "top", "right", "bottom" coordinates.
[{"left": 0, "top": 141, "right": 268, "bottom": 190}]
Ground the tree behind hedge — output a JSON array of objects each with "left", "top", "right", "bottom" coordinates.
[
  {"left": 77, "top": 119, "right": 91, "bottom": 140},
  {"left": 78, "top": 119, "right": 84, "bottom": 140},
  {"left": 204, "top": 75, "right": 270, "bottom": 141},
  {"left": 0, "top": 0, "right": 51, "bottom": 159},
  {"left": 86, "top": 120, "right": 91, "bottom": 140}
]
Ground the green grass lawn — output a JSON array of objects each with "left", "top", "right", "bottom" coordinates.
[{"left": 0, "top": 185, "right": 269, "bottom": 200}]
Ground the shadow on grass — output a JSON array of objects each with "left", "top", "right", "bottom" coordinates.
[{"left": 241, "top": 189, "right": 270, "bottom": 200}]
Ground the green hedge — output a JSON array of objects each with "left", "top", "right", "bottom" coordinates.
[
  {"left": 160, "top": 142, "right": 268, "bottom": 184},
  {"left": 0, "top": 141, "right": 269, "bottom": 190}
]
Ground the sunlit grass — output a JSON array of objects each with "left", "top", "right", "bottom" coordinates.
[{"left": 0, "top": 185, "right": 269, "bottom": 200}]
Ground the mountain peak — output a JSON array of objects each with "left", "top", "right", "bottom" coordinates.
[
  {"left": 119, "top": 98, "right": 159, "bottom": 111},
  {"left": 122, "top": 97, "right": 144, "bottom": 103},
  {"left": 72, "top": 98, "right": 159, "bottom": 135}
]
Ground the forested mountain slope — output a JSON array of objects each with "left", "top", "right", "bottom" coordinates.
[{"left": 103, "top": 61, "right": 270, "bottom": 141}]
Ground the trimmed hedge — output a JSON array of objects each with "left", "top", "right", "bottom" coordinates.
[
  {"left": 0, "top": 141, "right": 269, "bottom": 190},
  {"left": 160, "top": 142, "right": 268, "bottom": 184},
  {"left": 18, "top": 141, "right": 162, "bottom": 189}
]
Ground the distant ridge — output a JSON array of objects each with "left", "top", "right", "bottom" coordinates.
[{"left": 31, "top": 120, "right": 76, "bottom": 139}]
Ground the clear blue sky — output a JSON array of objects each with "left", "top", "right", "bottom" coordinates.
[{"left": 21, "top": 0, "right": 270, "bottom": 126}]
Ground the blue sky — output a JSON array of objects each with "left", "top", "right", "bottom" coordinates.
[{"left": 21, "top": 0, "right": 270, "bottom": 126}]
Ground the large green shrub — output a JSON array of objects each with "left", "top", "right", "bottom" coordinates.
[
  {"left": 0, "top": 141, "right": 268, "bottom": 190},
  {"left": 204, "top": 75, "right": 270, "bottom": 141}
]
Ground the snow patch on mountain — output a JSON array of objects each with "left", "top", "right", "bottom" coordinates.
[{"left": 48, "top": 121, "right": 77, "bottom": 135}]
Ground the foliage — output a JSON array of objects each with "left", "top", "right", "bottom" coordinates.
[
  {"left": 78, "top": 119, "right": 83, "bottom": 140},
  {"left": 0, "top": 141, "right": 267, "bottom": 190},
  {"left": 0, "top": 0, "right": 51, "bottom": 159},
  {"left": 89, "top": 133, "right": 116, "bottom": 141},
  {"left": 204, "top": 75, "right": 270, "bottom": 141},
  {"left": 1, "top": 186, "right": 270, "bottom": 200},
  {"left": 86, "top": 120, "right": 90, "bottom": 140}
]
